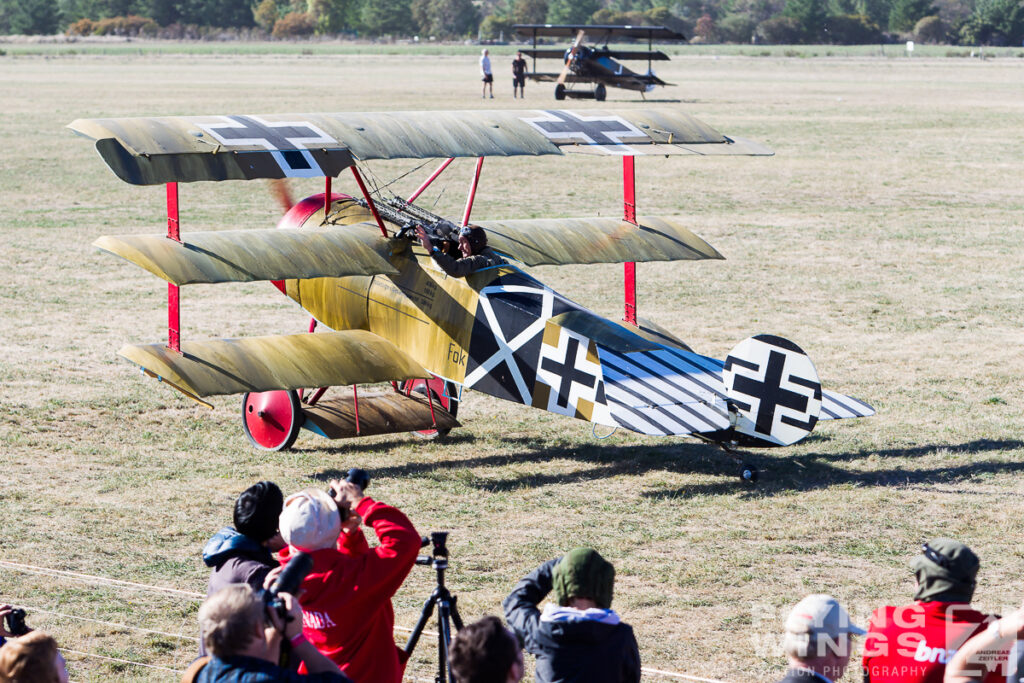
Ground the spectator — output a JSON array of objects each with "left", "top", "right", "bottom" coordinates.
[
  {"left": 863, "top": 539, "right": 998, "bottom": 683},
  {"left": 512, "top": 51, "right": 527, "bottom": 98},
  {"left": 778, "top": 594, "right": 865, "bottom": 683},
  {"left": 945, "top": 600, "right": 1024, "bottom": 683},
  {"left": 189, "top": 583, "right": 350, "bottom": 682},
  {"left": 416, "top": 225, "right": 505, "bottom": 278},
  {"left": 0, "top": 631, "right": 69, "bottom": 683},
  {"left": 279, "top": 482, "right": 420, "bottom": 683},
  {"left": 503, "top": 547, "right": 640, "bottom": 683},
  {"left": 449, "top": 615, "right": 524, "bottom": 683},
  {"left": 201, "top": 481, "right": 285, "bottom": 656},
  {"left": 480, "top": 48, "right": 493, "bottom": 98}
]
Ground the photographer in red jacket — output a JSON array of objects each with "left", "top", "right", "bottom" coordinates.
[
  {"left": 862, "top": 538, "right": 999, "bottom": 683},
  {"left": 278, "top": 482, "right": 420, "bottom": 683}
]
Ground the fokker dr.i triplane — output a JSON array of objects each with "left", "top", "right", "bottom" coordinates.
[{"left": 69, "top": 107, "right": 874, "bottom": 481}]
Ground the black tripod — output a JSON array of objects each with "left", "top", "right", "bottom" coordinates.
[{"left": 404, "top": 531, "right": 464, "bottom": 683}]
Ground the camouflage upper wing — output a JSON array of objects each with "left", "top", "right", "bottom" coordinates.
[
  {"left": 94, "top": 223, "right": 398, "bottom": 285},
  {"left": 121, "top": 330, "right": 429, "bottom": 400},
  {"left": 477, "top": 216, "right": 723, "bottom": 266},
  {"left": 68, "top": 108, "right": 771, "bottom": 185}
]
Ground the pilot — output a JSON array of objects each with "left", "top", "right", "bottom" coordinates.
[{"left": 416, "top": 224, "right": 504, "bottom": 278}]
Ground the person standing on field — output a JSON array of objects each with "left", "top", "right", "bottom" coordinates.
[
  {"left": 480, "top": 48, "right": 494, "bottom": 98},
  {"left": 512, "top": 51, "right": 527, "bottom": 98}
]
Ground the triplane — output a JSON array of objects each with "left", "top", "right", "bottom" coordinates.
[
  {"left": 513, "top": 24, "right": 687, "bottom": 100},
  {"left": 69, "top": 107, "right": 873, "bottom": 480}
]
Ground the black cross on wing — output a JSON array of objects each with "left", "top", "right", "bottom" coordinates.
[
  {"left": 519, "top": 110, "right": 648, "bottom": 154},
  {"left": 196, "top": 115, "right": 337, "bottom": 178}
]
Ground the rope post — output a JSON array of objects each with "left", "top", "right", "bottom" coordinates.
[
  {"left": 623, "top": 156, "right": 637, "bottom": 326},
  {"left": 166, "top": 182, "right": 181, "bottom": 352}
]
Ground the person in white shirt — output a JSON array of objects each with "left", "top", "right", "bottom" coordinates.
[{"left": 480, "top": 48, "right": 493, "bottom": 98}]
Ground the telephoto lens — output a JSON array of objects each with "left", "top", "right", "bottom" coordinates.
[{"left": 267, "top": 552, "right": 313, "bottom": 619}]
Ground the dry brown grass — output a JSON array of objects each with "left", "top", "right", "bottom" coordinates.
[{"left": 1, "top": 49, "right": 1023, "bottom": 681}]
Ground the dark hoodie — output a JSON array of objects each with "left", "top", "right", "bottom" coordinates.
[
  {"left": 503, "top": 558, "right": 641, "bottom": 683},
  {"left": 199, "top": 527, "right": 277, "bottom": 656}
]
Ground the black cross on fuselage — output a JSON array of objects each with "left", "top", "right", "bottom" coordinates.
[
  {"left": 529, "top": 111, "right": 643, "bottom": 146},
  {"left": 541, "top": 337, "right": 597, "bottom": 409},
  {"left": 204, "top": 116, "right": 325, "bottom": 150},
  {"left": 731, "top": 350, "right": 809, "bottom": 436}
]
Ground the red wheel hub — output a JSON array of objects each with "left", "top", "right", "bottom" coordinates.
[{"left": 242, "top": 390, "right": 302, "bottom": 451}]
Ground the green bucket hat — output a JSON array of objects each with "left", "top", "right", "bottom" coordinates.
[
  {"left": 911, "top": 538, "right": 979, "bottom": 603},
  {"left": 552, "top": 548, "right": 615, "bottom": 609}
]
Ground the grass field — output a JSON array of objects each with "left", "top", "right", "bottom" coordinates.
[{"left": 1, "top": 47, "right": 1023, "bottom": 681}]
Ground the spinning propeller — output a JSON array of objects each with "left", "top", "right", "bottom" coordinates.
[{"left": 557, "top": 29, "right": 587, "bottom": 86}]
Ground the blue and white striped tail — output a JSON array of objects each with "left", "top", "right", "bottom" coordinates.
[{"left": 598, "top": 334, "right": 873, "bottom": 447}]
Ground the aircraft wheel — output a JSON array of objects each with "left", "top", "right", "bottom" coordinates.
[
  {"left": 242, "top": 389, "right": 303, "bottom": 451},
  {"left": 594, "top": 83, "right": 607, "bottom": 101},
  {"left": 401, "top": 378, "right": 458, "bottom": 440},
  {"left": 554, "top": 84, "right": 566, "bottom": 100},
  {"left": 740, "top": 464, "right": 758, "bottom": 484}
]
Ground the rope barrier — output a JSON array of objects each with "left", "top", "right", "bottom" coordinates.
[
  {"left": 18, "top": 604, "right": 198, "bottom": 642},
  {"left": 60, "top": 648, "right": 183, "bottom": 673},
  {"left": 641, "top": 667, "right": 731, "bottom": 682},
  {"left": 0, "top": 560, "right": 204, "bottom": 599}
]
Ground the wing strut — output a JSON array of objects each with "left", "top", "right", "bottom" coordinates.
[
  {"left": 408, "top": 157, "right": 454, "bottom": 203},
  {"left": 349, "top": 166, "right": 389, "bottom": 237},
  {"left": 461, "top": 157, "right": 484, "bottom": 227},
  {"left": 622, "top": 156, "right": 638, "bottom": 326},
  {"left": 167, "top": 182, "right": 181, "bottom": 353}
]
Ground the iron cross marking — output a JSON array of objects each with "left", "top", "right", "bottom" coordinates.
[
  {"left": 199, "top": 115, "right": 334, "bottom": 150},
  {"left": 521, "top": 110, "right": 647, "bottom": 149},
  {"left": 541, "top": 337, "right": 598, "bottom": 409},
  {"left": 731, "top": 350, "right": 811, "bottom": 436}
]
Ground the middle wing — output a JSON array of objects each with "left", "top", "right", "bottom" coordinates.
[
  {"left": 94, "top": 223, "right": 399, "bottom": 285},
  {"left": 477, "top": 216, "right": 723, "bottom": 266}
]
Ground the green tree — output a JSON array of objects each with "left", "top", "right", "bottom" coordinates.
[
  {"left": 2, "top": 0, "right": 61, "bottom": 33},
  {"left": 479, "top": 12, "right": 512, "bottom": 37},
  {"left": 412, "top": 0, "right": 478, "bottom": 35},
  {"left": 513, "top": 0, "right": 547, "bottom": 23},
  {"left": 360, "top": 0, "right": 412, "bottom": 34},
  {"left": 309, "top": 0, "right": 361, "bottom": 32},
  {"left": 958, "top": 0, "right": 1024, "bottom": 43},
  {"left": 888, "top": 0, "right": 934, "bottom": 31},
  {"left": 853, "top": 0, "right": 888, "bottom": 28},
  {"left": 546, "top": 0, "right": 600, "bottom": 24},
  {"left": 913, "top": 14, "right": 947, "bottom": 40},
  {"left": 784, "top": 0, "right": 828, "bottom": 40}
]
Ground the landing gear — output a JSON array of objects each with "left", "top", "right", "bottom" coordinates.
[
  {"left": 594, "top": 83, "right": 607, "bottom": 101},
  {"left": 400, "top": 378, "right": 458, "bottom": 440},
  {"left": 554, "top": 83, "right": 566, "bottom": 100},
  {"left": 242, "top": 389, "right": 303, "bottom": 451}
]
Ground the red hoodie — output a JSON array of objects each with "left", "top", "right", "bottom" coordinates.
[
  {"left": 283, "top": 496, "right": 420, "bottom": 683},
  {"left": 862, "top": 601, "right": 1003, "bottom": 683}
]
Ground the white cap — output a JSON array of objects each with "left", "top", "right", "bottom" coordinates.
[
  {"left": 785, "top": 594, "right": 866, "bottom": 639},
  {"left": 279, "top": 489, "right": 341, "bottom": 552}
]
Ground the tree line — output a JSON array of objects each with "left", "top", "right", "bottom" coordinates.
[{"left": 1, "top": 0, "right": 1021, "bottom": 46}]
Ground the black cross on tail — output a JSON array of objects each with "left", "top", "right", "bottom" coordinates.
[{"left": 723, "top": 334, "right": 822, "bottom": 446}]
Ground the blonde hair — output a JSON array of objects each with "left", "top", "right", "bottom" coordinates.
[
  {"left": 0, "top": 631, "right": 61, "bottom": 683},
  {"left": 198, "top": 584, "right": 265, "bottom": 658}
]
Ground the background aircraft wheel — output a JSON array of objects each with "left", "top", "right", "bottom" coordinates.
[
  {"left": 242, "top": 390, "right": 303, "bottom": 451},
  {"left": 554, "top": 83, "right": 566, "bottom": 100},
  {"left": 594, "top": 83, "right": 607, "bottom": 101},
  {"left": 740, "top": 465, "right": 758, "bottom": 484},
  {"left": 401, "top": 378, "right": 458, "bottom": 440}
]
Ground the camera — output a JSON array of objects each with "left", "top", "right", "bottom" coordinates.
[
  {"left": 326, "top": 468, "right": 370, "bottom": 523},
  {"left": 265, "top": 552, "right": 313, "bottom": 621},
  {"left": 4, "top": 608, "right": 29, "bottom": 637},
  {"left": 416, "top": 531, "right": 450, "bottom": 567}
]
